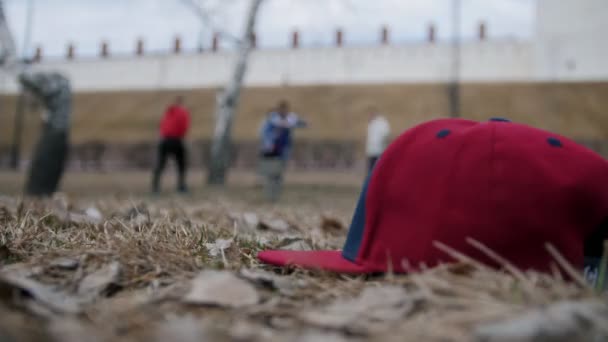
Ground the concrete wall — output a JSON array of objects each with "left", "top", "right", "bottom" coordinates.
[{"left": 0, "top": 40, "right": 533, "bottom": 93}]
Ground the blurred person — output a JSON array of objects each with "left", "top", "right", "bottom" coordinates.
[
  {"left": 152, "top": 96, "right": 191, "bottom": 194},
  {"left": 366, "top": 107, "right": 391, "bottom": 174},
  {"left": 255, "top": 108, "right": 275, "bottom": 188},
  {"left": 259, "top": 100, "right": 307, "bottom": 202}
]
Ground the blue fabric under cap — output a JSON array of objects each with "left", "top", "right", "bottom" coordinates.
[{"left": 342, "top": 170, "right": 373, "bottom": 262}]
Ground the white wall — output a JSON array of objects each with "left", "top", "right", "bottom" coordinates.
[
  {"left": 535, "top": 0, "right": 608, "bottom": 81},
  {"left": 0, "top": 40, "right": 533, "bottom": 94},
  {"left": 1, "top": 0, "right": 606, "bottom": 94}
]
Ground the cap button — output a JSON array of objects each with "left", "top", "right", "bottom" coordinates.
[
  {"left": 547, "top": 137, "right": 563, "bottom": 147},
  {"left": 436, "top": 129, "right": 451, "bottom": 139}
]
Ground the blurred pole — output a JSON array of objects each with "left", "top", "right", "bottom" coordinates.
[
  {"left": 9, "top": 90, "right": 25, "bottom": 169},
  {"left": 448, "top": 0, "right": 461, "bottom": 118},
  {"left": 197, "top": 28, "right": 204, "bottom": 52},
  {"left": 9, "top": 0, "right": 34, "bottom": 169}
]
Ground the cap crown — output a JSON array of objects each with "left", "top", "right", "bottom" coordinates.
[{"left": 343, "top": 119, "right": 608, "bottom": 272}]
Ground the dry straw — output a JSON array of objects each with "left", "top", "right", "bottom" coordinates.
[{"left": 0, "top": 197, "right": 605, "bottom": 341}]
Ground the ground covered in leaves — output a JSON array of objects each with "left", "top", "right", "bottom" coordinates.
[{"left": 0, "top": 190, "right": 607, "bottom": 342}]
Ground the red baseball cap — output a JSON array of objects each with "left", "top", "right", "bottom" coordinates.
[{"left": 258, "top": 118, "right": 608, "bottom": 273}]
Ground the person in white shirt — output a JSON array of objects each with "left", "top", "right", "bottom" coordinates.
[{"left": 366, "top": 108, "right": 391, "bottom": 175}]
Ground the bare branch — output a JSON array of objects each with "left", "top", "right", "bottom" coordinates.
[
  {"left": 179, "top": 0, "right": 242, "bottom": 46},
  {"left": 0, "top": 0, "right": 17, "bottom": 66}
]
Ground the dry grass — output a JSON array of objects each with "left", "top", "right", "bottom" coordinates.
[
  {"left": 2, "top": 82, "right": 608, "bottom": 151},
  {"left": 0, "top": 178, "right": 606, "bottom": 341},
  {"left": 0, "top": 170, "right": 363, "bottom": 199}
]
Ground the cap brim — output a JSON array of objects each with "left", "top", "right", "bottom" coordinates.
[{"left": 257, "top": 250, "right": 370, "bottom": 274}]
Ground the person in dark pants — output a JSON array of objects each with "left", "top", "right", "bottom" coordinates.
[{"left": 152, "top": 96, "right": 191, "bottom": 194}]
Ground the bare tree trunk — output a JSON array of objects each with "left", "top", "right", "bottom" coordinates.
[
  {"left": 207, "top": 0, "right": 263, "bottom": 185},
  {"left": 0, "top": 0, "right": 22, "bottom": 170},
  {"left": 0, "top": 0, "right": 16, "bottom": 65},
  {"left": 20, "top": 72, "right": 72, "bottom": 196}
]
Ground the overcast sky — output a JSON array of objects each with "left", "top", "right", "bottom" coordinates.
[{"left": 4, "top": 0, "right": 536, "bottom": 58}]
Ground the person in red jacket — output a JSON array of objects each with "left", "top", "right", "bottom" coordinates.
[{"left": 152, "top": 96, "right": 191, "bottom": 193}]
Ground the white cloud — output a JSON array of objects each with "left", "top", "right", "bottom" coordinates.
[{"left": 3, "top": 0, "right": 536, "bottom": 58}]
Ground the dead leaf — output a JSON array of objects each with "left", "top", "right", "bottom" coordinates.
[
  {"left": 242, "top": 212, "right": 260, "bottom": 229},
  {"left": 231, "top": 320, "right": 275, "bottom": 341},
  {"left": 294, "top": 331, "right": 353, "bottom": 342},
  {"left": 85, "top": 207, "right": 103, "bottom": 221},
  {"left": 182, "top": 270, "right": 259, "bottom": 308},
  {"left": 280, "top": 239, "right": 313, "bottom": 251},
  {"left": 239, "top": 269, "right": 305, "bottom": 296},
  {"left": 125, "top": 204, "right": 149, "bottom": 220},
  {"left": 77, "top": 261, "right": 122, "bottom": 300},
  {"left": 239, "top": 269, "right": 278, "bottom": 289},
  {"left": 52, "top": 193, "right": 70, "bottom": 212},
  {"left": 49, "top": 319, "right": 106, "bottom": 342},
  {"left": 67, "top": 212, "right": 100, "bottom": 225},
  {"left": 474, "top": 301, "right": 608, "bottom": 342},
  {"left": 301, "top": 285, "right": 418, "bottom": 331},
  {"left": 259, "top": 218, "right": 290, "bottom": 232},
  {"left": 321, "top": 215, "right": 345, "bottom": 232},
  {"left": 133, "top": 213, "right": 149, "bottom": 226},
  {"left": 0, "top": 273, "right": 82, "bottom": 314},
  {"left": 154, "top": 315, "right": 228, "bottom": 342},
  {"left": 204, "top": 238, "right": 233, "bottom": 257},
  {"left": 49, "top": 257, "right": 79, "bottom": 270},
  {"left": 0, "top": 263, "right": 43, "bottom": 279},
  {"left": 269, "top": 316, "right": 297, "bottom": 330},
  {"left": 123, "top": 204, "right": 150, "bottom": 225},
  {"left": 256, "top": 236, "right": 271, "bottom": 247}
]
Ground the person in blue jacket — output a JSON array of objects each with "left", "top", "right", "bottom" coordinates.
[{"left": 258, "top": 100, "right": 307, "bottom": 202}]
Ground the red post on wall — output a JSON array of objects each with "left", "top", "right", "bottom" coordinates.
[
  {"left": 336, "top": 28, "right": 343, "bottom": 47},
  {"left": 478, "top": 22, "right": 487, "bottom": 41},
  {"left": 212, "top": 32, "right": 219, "bottom": 52},
  {"left": 136, "top": 39, "right": 144, "bottom": 56},
  {"left": 292, "top": 30, "right": 299, "bottom": 48},
  {"left": 381, "top": 26, "right": 389, "bottom": 45},
  {"left": 428, "top": 23, "right": 436, "bottom": 43},
  {"left": 174, "top": 36, "right": 182, "bottom": 54},
  {"left": 100, "top": 41, "right": 109, "bottom": 58},
  {"left": 66, "top": 44, "right": 75, "bottom": 60}
]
